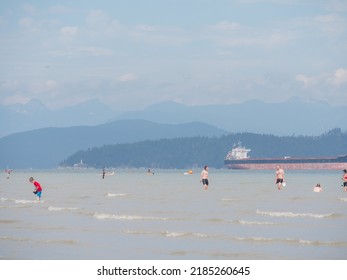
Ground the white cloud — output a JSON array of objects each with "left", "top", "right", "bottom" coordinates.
[
  {"left": 45, "top": 80, "right": 58, "bottom": 88},
  {"left": 329, "top": 68, "right": 347, "bottom": 87},
  {"left": 1, "top": 1, "right": 347, "bottom": 110},
  {"left": 216, "top": 31, "right": 293, "bottom": 48},
  {"left": 135, "top": 24, "right": 156, "bottom": 32},
  {"left": 130, "top": 24, "right": 190, "bottom": 46},
  {"left": 207, "top": 19, "right": 295, "bottom": 49},
  {"left": 313, "top": 13, "right": 347, "bottom": 35},
  {"left": 117, "top": 73, "right": 138, "bottom": 82},
  {"left": 60, "top": 26, "right": 78, "bottom": 37},
  {"left": 18, "top": 17, "right": 35, "bottom": 29},
  {"left": 49, "top": 46, "right": 112, "bottom": 57},
  {"left": 296, "top": 68, "right": 347, "bottom": 104},
  {"left": 84, "top": 10, "right": 122, "bottom": 38},
  {"left": 0, "top": 80, "right": 20, "bottom": 91},
  {"left": 326, "top": 0, "right": 347, "bottom": 12},
  {"left": 87, "top": 10, "right": 110, "bottom": 26},
  {"left": 3, "top": 95, "right": 30, "bottom": 105},
  {"left": 30, "top": 80, "right": 59, "bottom": 94},
  {"left": 22, "top": 4, "right": 37, "bottom": 14},
  {"left": 314, "top": 13, "right": 345, "bottom": 24},
  {"left": 212, "top": 21, "right": 240, "bottom": 31},
  {"left": 78, "top": 47, "right": 112, "bottom": 57},
  {"left": 49, "top": 5, "right": 75, "bottom": 14},
  {"left": 295, "top": 74, "right": 316, "bottom": 88}
]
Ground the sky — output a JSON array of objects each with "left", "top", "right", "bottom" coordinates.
[{"left": 1, "top": 0, "right": 347, "bottom": 111}]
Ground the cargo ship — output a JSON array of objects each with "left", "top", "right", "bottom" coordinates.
[{"left": 224, "top": 142, "right": 347, "bottom": 170}]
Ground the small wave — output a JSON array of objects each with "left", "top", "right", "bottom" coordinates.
[
  {"left": 220, "top": 198, "right": 240, "bottom": 202},
  {"left": 161, "top": 231, "right": 218, "bottom": 239},
  {"left": 161, "top": 231, "right": 209, "bottom": 238},
  {"left": 14, "top": 199, "right": 40, "bottom": 204},
  {"left": 235, "top": 236, "right": 274, "bottom": 243},
  {"left": 163, "top": 231, "right": 189, "bottom": 238},
  {"left": 1, "top": 197, "right": 9, "bottom": 201},
  {"left": 256, "top": 210, "right": 336, "bottom": 219},
  {"left": 273, "top": 237, "right": 341, "bottom": 246},
  {"left": 233, "top": 220, "right": 276, "bottom": 226},
  {"left": 48, "top": 206, "right": 78, "bottom": 212},
  {"left": 43, "top": 239, "right": 79, "bottom": 245},
  {"left": 338, "top": 197, "right": 347, "bottom": 202},
  {"left": 123, "top": 229, "right": 152, "bottom": 235},
  {"left": 234, "top": 236, "right": 347, "bottom": 247},
  {"left": 295, "top": 240, "right": 347, "bottom": 247},
  {"left": 0, "top": 236, "right": 30, "bottom": 242},
  {"left": 192, "top": 232, "right": 211, "bottom": 238},
  {"left": 123, "top": 229, "right": 214, "bottom": 239},
  {"left": 107, "top": 193, "right": 128, "bottom": 197},
  {"left": 93, "top": 213, "right": 169, "bottom": 221}
]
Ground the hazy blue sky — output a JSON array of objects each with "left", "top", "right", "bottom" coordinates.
[{"left": 1, "top": 0, "right": 346, "bottom": 110}]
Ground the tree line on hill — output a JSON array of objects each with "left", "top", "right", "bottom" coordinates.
[{"left": 60, "top": 128, "right": 347, "bottom": 169}]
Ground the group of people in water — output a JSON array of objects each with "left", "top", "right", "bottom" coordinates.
[
  {"left": 4, "top": 165, "right": 347, "bottom": 201},
  {"left": 200, "top": 166, "right": 347, "bottom": 192},
  {"left": 275, "top": 166, "right": 347, "bottom": 192},
  {"left": 199, "top": 165, "right": 347, "bottom": 193}
]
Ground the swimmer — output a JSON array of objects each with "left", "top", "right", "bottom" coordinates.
[{"left": 313, "top": 183, "right": 322, "bottom": 192}]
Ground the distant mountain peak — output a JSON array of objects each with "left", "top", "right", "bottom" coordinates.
[
  {"left": 12, "top": 98, "right": 48, "bottom": 115},
  {"left": 145, "top": 100, "right": 187, "bottom": 111}
]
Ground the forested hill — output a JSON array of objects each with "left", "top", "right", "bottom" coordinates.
[{"left": 61, "top": 128, "right": 347, "bottom": 169}]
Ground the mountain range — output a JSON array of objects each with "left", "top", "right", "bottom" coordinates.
[
  {"left": 0, "top": 99, "right": 116, "bottom": 138},
  {"left": 114, "top": 97, "right": 347, "bottom": 136},
  {"left": 0, "top": 120, "right": 226, "bottom": 169},
  {"left": 1, "top": 97, "right": 346, "bottom": 169},
  {"left": 1, "top": 97, "right": 346, "bottom": 138}
]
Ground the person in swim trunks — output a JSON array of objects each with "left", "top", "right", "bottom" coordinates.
[
  {"left": 275, "top": 165, "right": 285, "bottom": 190},
  {"left": 342, "top": 169, "right": 347, "bottom": 192},
  {"left": 200, "top": 165, "right": 209, "bottom": 190},
  {"left": 29, "top": 177, "right": 43, "bottom": 201}
]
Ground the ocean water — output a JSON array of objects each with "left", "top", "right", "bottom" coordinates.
[{"left": 0, "top": 169, "right": 346, "bottom": 260}]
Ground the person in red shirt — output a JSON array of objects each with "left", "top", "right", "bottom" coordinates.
[{"left": 29, "top": 177, "right": 43, "bottom": 201}]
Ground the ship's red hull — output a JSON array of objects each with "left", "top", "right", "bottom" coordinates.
[{"left": 225, "top": 162, "right": 347, "bottom": 170}]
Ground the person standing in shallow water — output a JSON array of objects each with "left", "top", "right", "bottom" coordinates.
[
  {"left": 275, "top": 165, "right": 285, "bottom": 190},
  {"left": 200, "top": 165, "right": 209, "bottom": 190},
  {"left": 314, "top": 183, "right": 323, "bottom": 192},
  {"left": 342, "top": 169, "right": 347, "bottom": 192},
  {"left": 29, "top": 177, "right": 42, "bottom": 201}
]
